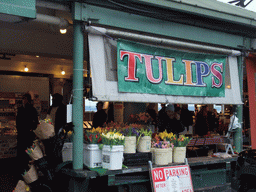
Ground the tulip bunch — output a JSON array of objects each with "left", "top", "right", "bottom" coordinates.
[
  {"left": 172, "top": 135, "right": 192, "bottom": 147},
  {"left": 39, "top": 118, "right": 53, "bottom": 125},
  {"left": 101, "top": 131, "right": 125, "bottom": 146},
  {"left": 84, "top": 128, "right": 103, "bottom": 144}
]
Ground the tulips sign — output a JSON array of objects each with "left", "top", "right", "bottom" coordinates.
[{"left": 118, "top": 39, "right": 226, "bottom": 97}]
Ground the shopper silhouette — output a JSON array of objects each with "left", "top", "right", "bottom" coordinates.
[
  {"left": 92, "top": 101, "right": 107, "bottom": 128},
  {"left": 16, "top": 93, "right": 39, "bottom": 174}
]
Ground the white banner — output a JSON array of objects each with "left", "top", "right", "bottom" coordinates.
[{"left": 88, "top": 29, "right": 243, "bottom": 104}]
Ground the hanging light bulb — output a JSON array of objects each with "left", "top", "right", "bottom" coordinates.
[
  {"left": 61, "top": 69, "right": 65, "bottom": 75},
  {"left": 24, "top": 66, "right": 29, "bottom": 72},
  {"left": 60, "top": 28, "right": 67, "bottom": 34}
]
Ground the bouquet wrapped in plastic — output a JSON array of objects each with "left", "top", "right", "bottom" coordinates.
[
  {"left": 13, "top": 180, "right": 31, "bottom": 192},
  {"left": 34, "top": 117, "right": 55, "bottom": 140},
  {"left": 22, "top": 164, "right": 38, "bottom": 184},
  {"left": 25, "top": 141, "right": 44, "bottom": 161}
]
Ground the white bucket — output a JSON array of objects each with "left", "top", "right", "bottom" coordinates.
[
  {"left": 62, "top": 142, "right": 86, "bottom": 162},
  {"left": 167, "top": 147, "right": 173, "bottom": 164},
  {"left": 173, "top": 147, "right": 186, "bottom": 163},
  {"left": 154, "top": 148, "right": 169, "bottom": 165},
  {"left": 137, "top": 136, "right": 151, "bottom": 153},
  {"left": 84, "top": 144, "right": 102, "bottom": 168},
  {"left": 151, "top": 148, "right": 155, "bottom": 164},
  {"left": 124, "top": 136, "right": 136, "bottom": 154},
  {"left": 102, "top": 145, "right": 124, "bottom": 170},
  {"left": 62, "top": 142, "right": 73, "bottom": 162}
]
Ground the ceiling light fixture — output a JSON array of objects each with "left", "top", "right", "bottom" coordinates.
[
  {"left": 24, "top": 66, "right": 29, "bottom": 72},
  {"left": 61, "top": 69, "right": 65, "bottom": 75},
  {"left": 60, "top": 28, "right": 67, "bottom": 34}
]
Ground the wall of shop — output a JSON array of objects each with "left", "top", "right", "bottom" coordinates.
[{"left": 0, "top": 75, "right": 49, "bottom": 101}]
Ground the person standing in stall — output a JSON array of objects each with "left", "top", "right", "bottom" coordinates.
[
  {"left": 44, "top": 93, "right": 67, "bottom": 169},
  {"left": 16, "top": 93, "right": 39, "bottom": 174},
  {"left": 92, "top": 101, "right": 107, "bottom": 128},
  {"left": 180, "top": 104, "right": 193, "bottom": 132},
  {"left": 157, "top": 103, "right": 169, "bottom": 132},
  {"left": 48, "top": 93, "right": 67, "bottom": 135},
  {"left": 195, "top": 105, "right": 211, "bottom": 136}
]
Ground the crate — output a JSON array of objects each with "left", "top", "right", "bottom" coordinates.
[{"left": 123, "top": 152, "right": 152, "bottom": 166}]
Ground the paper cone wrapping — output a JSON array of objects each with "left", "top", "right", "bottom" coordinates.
[
  {"left": 13, "top": 180, "right": 28, "bottom": 192},
  {"left": 27, "top": 142, "right": 43, "bottom": 160},
  {"left": 34, "top": 121, "right": 55, "bottom": 140},
  {"left": 22, "top": 165, "right": 38, "bottom": 184}
]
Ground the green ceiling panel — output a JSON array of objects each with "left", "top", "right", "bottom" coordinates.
[
  {"left": 76, "top": 3, "right": 244, "bottom": 49},
  {"left": 0, "top": 0, "right": 36, "bottom": 18}
]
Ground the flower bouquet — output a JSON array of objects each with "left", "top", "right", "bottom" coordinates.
[
  {"left": 22, "top": 164, "right": 38, "bottom": 184},
  {"left": 13, "top": 180, "right": 30, "bottom": 192},
  {"left": 83, "top": 128, "right": 103, "bottom": 168},
  {"left": 84, "top": 128, "right": 103, "bottom": 144},
  {"left": 34, "top": 118, "right": 55, "bottom": 140},
  {"left": 136, "top": 127, "right": 152, "bottom": 152},
  {"left": 101, "top": 131, "right": 125, "bottom": 170},
  {"left": 151, "top": 137, "right": 170, "bottom": 165},
  {"left": 173, "top": 135, "right": 192, "bottom": 147},
  {"left": 120, "top": 125, "right": 139, "bottom": 154},
  {"left": 137, "top": 112, "right": 152, "bottom": 125},
  {"left": 172, "top": 135, "right": 192, "bottom": 163},
  {"left": 152, "top": 131, "right": 175, "bottom": 164},
  {"left": 101, "top": 131, "right": 125, "bottom": 146},
  {"left": 25, "top": 141, "right": 44, "bottom": 161}
]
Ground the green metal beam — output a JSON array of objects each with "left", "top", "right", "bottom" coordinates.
[
  {"left": 234, "top": 56, "right": 244, "bottom": 153},
  {"left": 0, "top": 0, "right": 36, "bottom": 18},
  {"left": 75, "top": 3, "right": 244, "bottom": 49},
  {"left": 137, "top": 0, "right": 256, "bottom": 27},
  {"left": 72, "top": 2, "right": 84, "bottom": 170}
]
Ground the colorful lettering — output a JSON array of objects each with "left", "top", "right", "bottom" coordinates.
[
  {"left": 183, "top": 60, "right": 196, "bottom": 86},
  {"left": 211, "top": 63, "right": 223, "bottom": 88},
  {"left": 120, "top": 50, "right": 142, "bottom": 82},
  {"left": 165, "top": 57, "right": 184, "bottom": 85},
  {"left": 195, "top": 61, "right": 210, "bottom": 86},
  {"left": 119, "top": 51, "right": 224, "bottom": 89},
  {"left": 143, "top": 54, "right": 163, "bottom": 84}
]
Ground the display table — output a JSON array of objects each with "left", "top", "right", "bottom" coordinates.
[
  {"left": 187, "top": 137, "right": 225, "bottom": 147},
  {"left": 57, "top": 156, "right": 238, "bottom": 192}
]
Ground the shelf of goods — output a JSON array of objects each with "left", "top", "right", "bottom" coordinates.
[{"left": 0, "top": 92, "right": 20, "bottom": 159}]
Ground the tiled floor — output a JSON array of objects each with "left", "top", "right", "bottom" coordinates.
[{"left": 0, "top": 158, "right": 20, "bottom": 192}]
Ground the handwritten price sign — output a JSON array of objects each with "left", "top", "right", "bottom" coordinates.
[{"left": 151, "top": 165, "right": 193, "bottom": 192}]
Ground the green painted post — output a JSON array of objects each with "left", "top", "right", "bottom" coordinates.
[
  {"left": 234, "top": 56, "right": 243, "bottom": 153},
  {"left": 72, "top": 19, "right": 84, "bottom": 170}
]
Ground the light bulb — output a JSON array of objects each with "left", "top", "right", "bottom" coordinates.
[
  {"left": 61, "top": 70, "right": 65, "bottom": 75},
  {"left": 24, "top": 66, "right": 29, "bottom": 72},
  {"left": 60, "top": 29, "right": 67, "bottom": 34}
]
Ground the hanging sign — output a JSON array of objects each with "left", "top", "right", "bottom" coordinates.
[
  {"left": 151, "top": 165, "right": 194, "bottom": 192},
  {"left": 117, "top": 39, "right": 226, "bottom": 97}
]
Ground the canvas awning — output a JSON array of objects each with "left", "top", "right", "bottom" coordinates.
[{"left": 87, "top": 26, "right": 243, "bottom": 105}]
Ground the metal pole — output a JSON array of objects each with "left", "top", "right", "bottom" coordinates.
[
  {"left": 72, "top": 19, "right": 84, "bottom": 170},
  {"left": 234, "top": 56, "right": 243, "bottom": 153}
]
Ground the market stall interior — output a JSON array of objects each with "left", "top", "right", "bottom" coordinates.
[{"left": 0, "top": 1, "right": 253, "bottom": 191}]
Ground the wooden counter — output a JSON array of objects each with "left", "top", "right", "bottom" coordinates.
[{"left": 58, "top": 156, "right": 238, "bottom": 192}]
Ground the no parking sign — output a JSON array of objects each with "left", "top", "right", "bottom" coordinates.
[{"left": 150, "top": 165, "right": 194, "bottom": 192}]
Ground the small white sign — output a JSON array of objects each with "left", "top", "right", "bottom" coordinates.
[
  {"left": 67, "top": 104, "right": 72, "bottom": 123},
  {"left": 151, "top": 165, "right": 193, "bottom": 192}
]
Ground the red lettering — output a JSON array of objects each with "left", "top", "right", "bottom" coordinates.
[
  {"left": 120, "top": 51, "right": 142, "bottom": 82},
  {"left": 211, "top": 63, "right": 223, "bottom": 88},
  {"left": 143, "top": 55, "right": 163, "bottom": 83},
  {"left": 185, "top": 168, "right": 188, "bottom": 175},
  {"left": 153, "top": 169, "right": 165, "bottom": 182}
]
